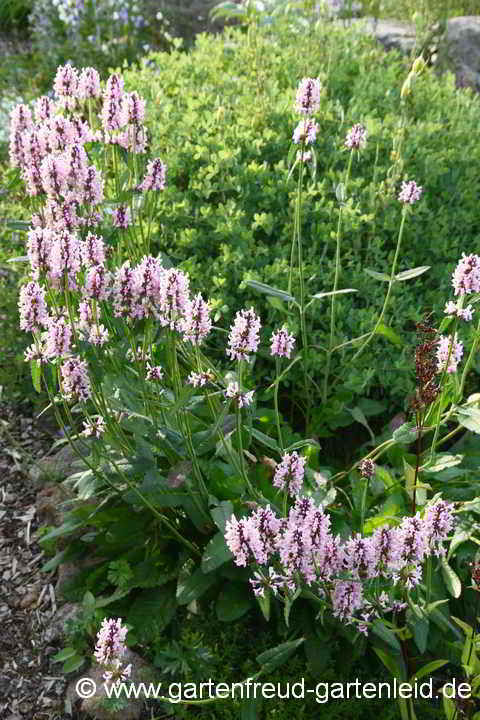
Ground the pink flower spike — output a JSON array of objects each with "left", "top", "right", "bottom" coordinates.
[
  {"left": 78, "top": 67, "right": 101, "bottom": 100},
  {"left": 273, "top": 451, "right": 306, "bottom": 496},
  {"left": 295, "top": 78, "right": 321, "bottom": 116},
  {"left": 227, "top": 307, "right": 261, "bottom": 362},
  {"left": 225, "top": 381, "right": 255, "bottom": 408},
  {"left": 452, "top": 254, "right": 480, "bottom": 296},
  {"left": 182, "top": 293, "right": 212, "bottom": 345},
  {"left": 18, "top": 281, "right": 49, "bottom": 332},
  {"left": 270, "top": 326, "right": 295, "bottom": 359},
  {"left": 139, "top": 158, "right": 166, "bottom": 191},
  {"left": 398, "top": 180, "right": 423, "bottom": 204},
  {"left": 345, "top": 123, "right": 367, "bottom": 150},
  {"left": 436, "top": 333, "right": 464, "bottom": 374},
  {"left": 113, "top": 205, "right": 132, "bottom": 229},
  {"left": 292, "top": 118, "right": 319, "bottom": 145}
]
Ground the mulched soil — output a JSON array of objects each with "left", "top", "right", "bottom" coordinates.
[{"left": 0, "top": 401, "right": 67, "bottom": 720}]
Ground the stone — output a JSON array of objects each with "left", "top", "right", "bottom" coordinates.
[
  {"left": 436, "top": 16, "right": 480, "bottom": 91},
  {"left": 35, "top": 483, "right": 75, "bottom": 527},
  {"left": 66, "top": 648, "right": 157, "bottom": 720},
  {"left": 43, "top": 602, "right": 81, "bottom": 644},
  {"left": 354, "top": 17, "right": 417, "bottom": 55},
  {"left": 29, "top": 438, "right": 94, "bottom": 484}
]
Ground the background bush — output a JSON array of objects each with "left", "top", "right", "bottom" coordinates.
[{"left": 119, "top": 19, "right": 480, "bottom": 439}]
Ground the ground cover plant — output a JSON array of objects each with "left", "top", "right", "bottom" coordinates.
[{"left": 3, "top": 7, "right": 480, "bottom": 720}]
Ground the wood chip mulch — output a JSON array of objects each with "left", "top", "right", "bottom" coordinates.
[{"left": 0, "top": 401, "right": 67, "bottom": 720}]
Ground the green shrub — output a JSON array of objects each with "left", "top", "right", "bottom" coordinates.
[{"left": 120, "top": 21, "right": 480, "bottom": 434}]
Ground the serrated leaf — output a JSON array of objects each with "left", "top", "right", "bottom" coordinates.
[
  {"left": 246, "top": 280, "right": 294, "bottom": 303},
  {"left": 364, "top": 268, "right": 390, "bottom": 282},
  {"left": 201, "top": 532, "right": 232, "bottom": 573},
  {"left": 395, "top": 266, "right": 430, "bottom": 281},
  {"left": 310, "top": 288, "right": 357, "bottom": 300},
  {"left": 256, "top": 638, "right": 304, "bottom": 673}
]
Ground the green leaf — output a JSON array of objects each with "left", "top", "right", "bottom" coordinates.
[
  {"left": 7, "top": 255, "right": 29, "bottom": 263},
  {"left": 375, "top": 323, "right": 403, "bottom": 346},
  {"left": 409, "top": 659, "right": 448, "bottom": 684},
  {"left": 372, "top": 647, "right": 405, "bottom": 681},
  {"left": 284, "top": 438, "right": 320, "bottom": 452},
  {"left": 443, "top": 693, "right": 457, "bottom": 720},
  {"left": 441, "top": 560, "right": 462, "bottom": 598},
  {"left": 216, "top": 582, "right": 253, "bottom": 622},
  {"left": 310, "top": 288, "right": 357, "bottom": 300},
  {"left": 250, "top": 427, "right": 281, "bottom": 453},
  {"left": 407, "top": 612, "right": 429, "bottom": 654},
  {"left": 30, "top": 359, "right": 42, "bottom": 393},
  {"left": 201, "top": 532, "right": 232, "bottom": 573},
  {"left": 176, "top": 568, "right": 217, "bottom": 605},
  {"left": 256, "top": 592, "right": 270, "bottom": 622},
  {"left": 6, "top": 219, "right": 30, "bottom": 231},
  {"left": 52, "top": 647, "right": 77, "bottom": 663},
  {"left": 241, "top": 696, "right": 263, "bottom": 720},
  {"left": 246, "top": 280, "right": 295, "bottom": 303},
  {"left": 210, "top": 501, "right": 234, "bottom": 533},
  {"left": 364, "top": 268, "right": 390, "bottom": 282},
  {"left": 456, "top": 406, "right": 480, "bottom": 434},
  {"left": 63, "top": 654, "right": 86, "bottom": 673},
  {"left": 256, "top": 638, "right": 304, "bottom": 674},
  {"left": 371, "top": 620, "right": 402, "bottom": 653},
  {"left": 393, "top": 422, "right": 418, "bottom": 445},
  {"left": 128, "top": 585, "right": 177, "bottom": 637},
  {"left": 423, "top": 454, "right": 463, "bottom": 473},
  {"left": 395, "top": 266, "right": 430, "bottom": 281}
]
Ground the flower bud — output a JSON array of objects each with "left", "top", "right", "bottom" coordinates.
[{"left": 412, "top": 57, "right": 426, "bottom": 76}]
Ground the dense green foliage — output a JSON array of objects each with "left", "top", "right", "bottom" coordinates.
[{"left": 121, "top": 22, "right": 480, "bottom": 436}]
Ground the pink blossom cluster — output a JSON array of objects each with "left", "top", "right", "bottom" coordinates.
[
  {"left": 272, "top": 451, "right": 307, "bottom": 496},
  {"left": 226, "top": 307, "right": 261, "bottom": 361},
  {"left": 94, "top": 617, "right": 132, "bottom": 686},
  {"left": 225, "top": 381, "right": 255, "bottom": 408},
  {"left": 225, "top": 498, "right": 454, "bottom": 629},
  {"left": 398, "top": 179, "right": 423, "bottom": 204},
  {"left": 345, "top": 123, "right": 367, "bottom": 150},
  {"left": 436, "top": 333, "right": 464, "bottom": 374},
  {"left": 270, "top": 326, "right": 296, "bottom": 359},
  {"left": 294, "top": 78, "right": 321, "bottom": 116},
  {"left": 292, "top": 118, "right": 319, "bottom": 145},
  {"left": 452, "top": 253, "right": 480, "bottom": 296},
  {"left": 444, "top": 300, "right": 474, "bottom": 322}
]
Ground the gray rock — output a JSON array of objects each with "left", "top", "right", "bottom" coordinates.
[
  {"left": 66, "top": 648, "right": 157, "bottom": 720},
  {"left": 30, "top": 438, "right": 94, "bottom": 484},
  {"left": 354, "top": 17, "right": 418, "bottom": 55},
  {"left": 43, "top": 602, "right": 81, "bottom": 644},
  {"left": 436, "top": 16, "right": 480, "bottom": 90}
]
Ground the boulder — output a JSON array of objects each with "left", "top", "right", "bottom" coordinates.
[{"left": 436, "top": 16, "right": 480, "bottom": 90}]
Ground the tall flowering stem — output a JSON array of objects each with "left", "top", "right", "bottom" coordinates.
[
  {"left": 322, "top": 148, "right": 354, "bottom": 404},
  {"left": 350, "top": 202, "right": 410, "bottom": 364}
]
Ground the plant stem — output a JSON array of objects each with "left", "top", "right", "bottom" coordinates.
[
  {"left": 351, "top": 206, "right": 408, "bottom": 364},
  {"left": 274, "top": 357, "right": 284, "bottom": 450},
  {"left": 322, "top": 149, "right": 354, "bottom": 404}
]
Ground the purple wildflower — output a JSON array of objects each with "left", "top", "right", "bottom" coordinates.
[
  {"left": 60, "top": 356, "right": 91, "bottom": 401},
  {"left": 292, "top": 118, "right": 319, "bottom": 145},
  {"left": 358, "top": 458, "right": 375, "bottom": 479},
  {"left": 181, "top": 293, "right": 212, "bottom": 345},
  {"left": 452, "top": 254, "right": 480, "bottom": 296},
  {"left": 444, "top": 301, "right": 474, "bottom": 321},
  {"left": 157, "top": 268, "right": 189, "bottom": 329},
  {"left": 345, "top": 123, "right": 367, "bottom": 150},
  {"left": 227, "top": 307, "right": 261, "bottom": 361},
  {"left": 101, "top": 74, "right": 125, "bottom": 131},
  {"left": 188, "top": 370, "right": 214, "bottom": 387},
  {"left": 146, "top": 364, "right": 164, "bottom": 381},
  {"left": 436, "top": 333, "right": 463, "bottom": 373},
  {"left": 398, "top": 180, "right": 423, "bottom": 204},
  {"left": 82, "top": 417, "right": 106, "bottom": 438},
  {"left": 225, "top": 381, "right": 255, "bottom": 408},
  {"left": 273, "top": 452, "right": 306, "bottom": 497},
  {"left": 139, "top": 158, "right": 166, "bottom": 191},
  {"left": 45, "top": 316, "right": 73, "bottom": 358},
  {"left": 270, "top": 326, "right": 295, "bottom": 359},
  {"left": 294, "top": 77, "right": 321, "bottom": 116},
  {"left": 112, "top": 205, "right": 132, "bottom": 229},
  {"left": 78, "top": 67, "right": 101, "bottom": 100},
  {"left": 18, "top": 281, "right": 49, "bottom": 332}
]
